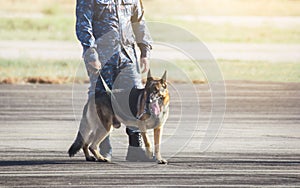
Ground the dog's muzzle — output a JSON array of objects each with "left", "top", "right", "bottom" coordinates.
[{"left": 147, "top": 93, "right": 163, "bottom": 116}]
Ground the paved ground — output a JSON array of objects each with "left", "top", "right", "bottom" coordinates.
[{"left": 0, "top": 81, "right": 300, "bottom": 187}]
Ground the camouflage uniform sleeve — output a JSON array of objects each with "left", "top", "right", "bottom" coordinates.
[
  {"left": 131, "top": 0, "right": 152, "bottom": 58},
  {"left": 76, "top": 0, "right": 96, "bottom": 54}
]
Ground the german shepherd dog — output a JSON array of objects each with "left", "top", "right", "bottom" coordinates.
[{"left": 68, "top": 70, "right": 170, "bottom": 164}]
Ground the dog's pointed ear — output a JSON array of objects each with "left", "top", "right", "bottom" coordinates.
[
  {"left": 161, "top": 70, "right": 167, "bottom": 83},
  {"left": 147, "top": 70, "right": 153, "bottom": 82}
]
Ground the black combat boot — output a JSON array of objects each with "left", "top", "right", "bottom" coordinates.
[{"left": 125, "top": 128, "right": 155, "bottom": 162}]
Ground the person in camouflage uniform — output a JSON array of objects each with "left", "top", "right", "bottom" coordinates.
[{"left": 76, "top": 0, "right": 153, "bottom": 162}]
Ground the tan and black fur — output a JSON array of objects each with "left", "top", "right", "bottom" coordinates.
[{"left": 68, "top": 70, "right": 170, "bottom": 164}]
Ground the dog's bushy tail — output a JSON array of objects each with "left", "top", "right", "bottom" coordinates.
[{"left": 68, "top": 132, "right": 84, "bottom": 157}]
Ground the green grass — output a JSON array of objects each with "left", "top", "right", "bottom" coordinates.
[
  {"left": 0, "top": 16, "right": 76, "bottom": 41},
  {"left": 155, "top": 59, "right": 300, "bottom": 83},
  {"left": 1, "top": 16, "right": 299, "bottom": 43},
  {"left": 0, "top": 0, "right": 74, "bottom": 15},
  {"left": 1, "top": 58, "right": 299, "bottom": 84},
  {"left": 2, "top": 0, "right": 300, "bottom": 16},
  {"left": 149, "top": 19, "right": 300, "bottom": 43},
  {"left": 144, "top": 0, "right": 300, "bottom": 17},
  {"left": 0, "top": 58, "right": 83, "bottom": 84},
  {"left": 1, "top": 0, "right": 300, "bottom": 43},
  {"left": 219, "top": 60, "right": 300, "bottom": 82}
]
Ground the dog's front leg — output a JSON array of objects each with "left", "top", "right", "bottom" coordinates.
[
  {"left": 154, "top": 126, "right": 168, "bottom": 164},
  {"left": 141, "top": 132, "right": 153, "bottom": 159}
]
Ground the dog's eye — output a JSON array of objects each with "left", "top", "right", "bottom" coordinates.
[{"left": 159, "top": 87, "right": 166, "bottom": 94}]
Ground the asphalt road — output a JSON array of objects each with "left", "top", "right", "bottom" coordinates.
[{"left": 0, "top": 81, "right": 299, "bottom": 187}]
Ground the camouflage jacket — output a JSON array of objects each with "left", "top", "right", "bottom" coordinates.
[{"left": 76, "top": 0, "right": 152, "bottom": 64}]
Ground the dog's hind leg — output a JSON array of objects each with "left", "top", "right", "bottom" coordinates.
[
  {"left": 68, "top": 99, "right": 96, "bottom": 158},
  {"left": 82, "top": 143, "right": 96, "bottom": 161},
  {"left": 89, "top": 126, "right": 112, "bottom": 162},
  {"left": 68, "top": 132, "right": 84, "bottom": 157},
  {"left": 82, "top": 131, "right": 96, "bottom": 161}
]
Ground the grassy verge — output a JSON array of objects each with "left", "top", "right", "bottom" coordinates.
[
  {"left": 149, "top": 19, "right": 300, "bottom": 43},
  {"left": 218, "top": 60, "right": 300, "bottom": 82},
  {"left": 144, "top": 0, "right": 300, "bottom": 17},
  {"left": 0, "top": 16, "right": 76, "bottom": 41},
  {"left": 0, "top": 16, "right": 300, "bottom": 43},
  {"left": 1, "top": 58, "right": 299, "bottom": 84},
  {"left": 0, "top": 58, "right": 82, "bottom": 84},
  {"left": 1, "top": 0, "right": 300, "bottom": 43},
  {"left": 1, "top": 16, "right": 299, "bottom": 43},
  {"left": 152, "top": 59, "right": 300, "bottom": 83},
  {"left": 2, "top": 0, "right": 300, "bottom": 16}
]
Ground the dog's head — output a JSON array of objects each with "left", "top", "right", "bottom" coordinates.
[{"left": 145, "top": 70, "right": 169, "bottom": 116}]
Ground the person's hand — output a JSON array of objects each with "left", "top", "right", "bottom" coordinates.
[
  {"left": 86, "top": 60, "right": 101, "bottom": 75},
  {"left": 89, "top": 60, "right": 101, "bottom": 70},
  {"left": 83, "top": 47, "right": 101, "bottom": 75},
  {"left": 140, "top": 57, "right": 149, "bottom": 73}
]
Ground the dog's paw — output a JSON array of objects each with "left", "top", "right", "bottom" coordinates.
[
  {"left": 85, "top": 156, "right": 96, "bottom": 162},
  {"left": 156, "top": 159, "right": 168, "bottom": 165},
  {"left": 97, "top": 158, "right": 110, "bottom": 163}
]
